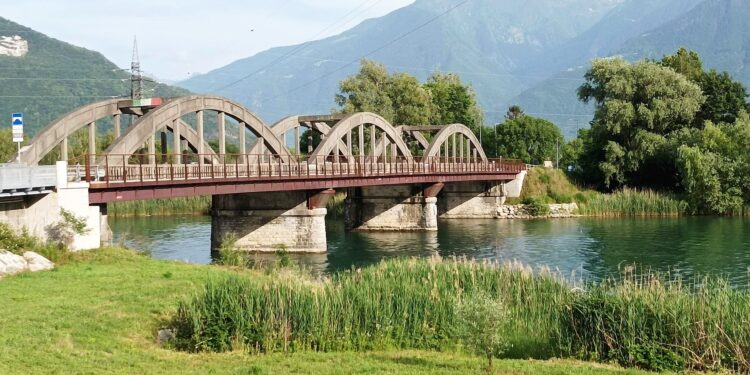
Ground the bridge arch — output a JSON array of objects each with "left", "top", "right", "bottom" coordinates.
[
  {"left": 309, "top": 112, "right": 412, "bottom": 161},
  {"left": 104, "top": 95, "right": 290, "bottom": 160},
  {"left": 423, "top": 124, "right": 487, "bottom": 162},
  {"left": 18, "top": 99, "right": 121, "bottom": 165}
]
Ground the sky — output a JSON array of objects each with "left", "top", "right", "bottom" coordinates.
[{"left": 1, "top": 0, "right": 414, "bottom": 82}]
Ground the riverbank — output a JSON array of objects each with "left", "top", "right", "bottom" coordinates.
[{"left": 0, "top": 248, "right": 652, "bottom": 374}]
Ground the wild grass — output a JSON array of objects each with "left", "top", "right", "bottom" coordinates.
[
  {"left": 576, "top": 188, "right": 688, "bottom": 216},
  {"left": 171, "top": 257, "right": 568, "bottom": 356},
  {"left": 0, "top": 222, "right": 69, "bottom": 263},
  {"left": 0, "top": 247, "right": 655, "bottom": 374},
  {"left": 171, "top": 257, "right": 750, "bottom": 373},
  {"left": 326, "top": 192, "right": 346, "bottom": 218},
  {"left": 562, "top": 270, "right": 750, "bottom": 372},
  {"left": 520, "top": 168, "right": 584, "bottom": 204},
  {"left": 109, "top": 196, "right": 211, "bottom": 217}
]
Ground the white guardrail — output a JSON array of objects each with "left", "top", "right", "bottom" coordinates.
[{"left": 0, "top": 163, "right": 57, "bottom": 195}]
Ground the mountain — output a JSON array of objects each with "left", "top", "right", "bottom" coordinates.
[
  {"left": 618, "top": 0, "right": 750, "bottom": 81},
  {"left": 173, "top": 0, "right": 750, "bottom": 138},
  {"left": 0, "top": 17, "right": 189, "bottom": 136},
  {"left": 510, "top": 0, "right": 704, "bottom": 137},
  {"left": 179, "top": 0, "right": 625, "bottom": 124}
]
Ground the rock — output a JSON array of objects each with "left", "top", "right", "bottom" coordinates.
[
  {"left": 23, "top": 252, "right": 54, "bottom": 272},
  {"left": 0, "top": 250, "right": 29, "bottom": 276},
  {"left": 157, "top": 329, "right": 176, "bottom": 346}
]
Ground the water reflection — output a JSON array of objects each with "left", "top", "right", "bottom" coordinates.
[{"left": 110, "top": 215, "right": 750, "bottom": 285}]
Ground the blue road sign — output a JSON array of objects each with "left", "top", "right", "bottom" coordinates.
[
  {"left": 12, "top": 113, "right": 23, "bottom": 125},
  {"left": 11, "top": 113, "right": 23, "bottom": 142}
]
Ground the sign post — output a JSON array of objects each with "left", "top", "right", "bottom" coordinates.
[{"left": 11, "top": 113, "right": 23, "bottom": 162}]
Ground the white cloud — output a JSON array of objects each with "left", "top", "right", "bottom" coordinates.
[{"left": 1, "top": 0, "right": 414, "bottom": 81}]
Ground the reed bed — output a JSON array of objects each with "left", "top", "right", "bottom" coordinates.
[
  {"left": 562, "top": 272, "right": 750, "bottom": 372},
  {"left": 576, "top": 188, "right": 688, "bottom": 216},
  {"left": 170, "top": 258, "right": 750, "bottom": 373},
  {"left": 109, "top": 196, "right": 211, "bottom": 217},
  {"left": 170, "top": 258, "right": 569, "bottom": 357}
]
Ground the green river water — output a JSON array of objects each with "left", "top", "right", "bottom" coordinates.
[{"left": 110, "top": 216, "right": 750, "bottom": 285}]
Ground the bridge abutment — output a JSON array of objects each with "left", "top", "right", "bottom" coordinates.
[
  {"left": 344, "top": 183, "right": 443, "bottom": 231},
  {"left": 210, "top": 189, "right": 334, "bottom": 253},
  {"left": 438, "top": 171, "right": 527, "bottom": 219}
]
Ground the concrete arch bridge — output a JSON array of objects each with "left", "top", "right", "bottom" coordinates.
[{"left": 6, "top": 95, "right": 526, "bottom": 253}]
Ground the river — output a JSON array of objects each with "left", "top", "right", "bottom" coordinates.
[{"left": 110, "top": 216, "right": 750, "bottom": 285}]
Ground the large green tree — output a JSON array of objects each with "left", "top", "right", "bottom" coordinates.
[
  {"left": 675, "top": 115, "right": 750, "bottom": 214},
  {"left": 335, "top": 60, "right": 395, "bottom": 122},
  {"left": 495, "top": 114, "right": 563, "bottom": 164},
  {"left": 388, "top": 73, "right": 434, "bottom": 125},
  {"left": 660, "top": 48, "right": 749, "bottom": 126},
  {"left": 424, "top": 73, "right": 483, "bottom": 131},
  {"left": 576, "top": 57, "right": 705, "bottom": 190},
  {"left": 336, "top": 60, "right": 482, "bottom": 131}
]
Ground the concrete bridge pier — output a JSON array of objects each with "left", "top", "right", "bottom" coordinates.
[
  {"left": 438, "top": 171, "right": 527, "bottom": 219},
  {"left": 344, "top": 183, "right": 444, "bottom": 231},
  {"left": 210, "top": 189, "right": 335, "bottom": 253}
]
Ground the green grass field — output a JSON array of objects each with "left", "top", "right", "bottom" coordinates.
[{"left": 0, "top": 249, "right": 654, "bottom": 374}]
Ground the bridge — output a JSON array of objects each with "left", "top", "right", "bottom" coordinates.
[{"left": 2, "top": 95, "right": 526, "bottom": 253}]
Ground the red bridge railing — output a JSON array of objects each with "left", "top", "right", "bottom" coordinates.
[{"left": 73, "top": 154, "right": 526, "bottom": 186}]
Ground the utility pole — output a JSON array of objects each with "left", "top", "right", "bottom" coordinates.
[{"left": 130, "top": 36, "right": 143, "bottom": 100}]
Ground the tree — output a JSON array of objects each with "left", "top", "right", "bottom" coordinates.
[
  {"left": 424, "top": 72, "right": 483, "bottom": 131},
  {"left": 660, "top": 48, "right": 703, "bottom": 82},
  {"left": 675, "top": 115, "right": 750, "bottom": 214},
  {"left": 495, "top": 115, "right": 563, "bottom": 164},
  {"left": 388, "top": 73, "right": 434, "bottom": 125},
  {"left": 696, "top": 70, "right": 748, "bottom": 125},
  {"left": 0, "top": 129, "right": 17, "bottom": 162},
  {"left": 335, "top": 60, "right": 395, "bottom": 122},
  {"left": 660, "top": 49, "right": 749, "bottom": 126},
  {"left": 454, "top": 292, "right": 510, "bottom": 371},
  {"left": 576, "top": 57, "right": 704, "bottom": 189},
  {"left": 505, "top": 105, "right": 525, "bottom": 121}
]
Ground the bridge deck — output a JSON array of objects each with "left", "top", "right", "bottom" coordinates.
[{"left": 78, "top": 155, "right": 525, "bottom": 204}]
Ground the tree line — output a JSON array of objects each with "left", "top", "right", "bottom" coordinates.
[{"left": 334, "top": 51, "right": 750, "bottom": 215}]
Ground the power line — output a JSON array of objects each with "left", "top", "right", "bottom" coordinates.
[
  {"left": 252, "top": 50, "right": 590, "bottom": 81},
  {"left": 212, "top": 0, "right": 385, "bottom": 92},
  {"left": 260, "top": 0, "right": 473, "bottom": 104},
  {"left": 0, "top": 77, "right": 126, "bottom": 81}
]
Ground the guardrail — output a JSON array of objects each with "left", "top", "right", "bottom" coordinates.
[
  {"left": 0, "top": 163, "right": 57, "bottom": 193},
  {"left": 72, "top": 154, "right": 526, "bottom": 186}
]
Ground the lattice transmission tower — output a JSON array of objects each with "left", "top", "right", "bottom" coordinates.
[{"left": 130, "top": 36, "right": 143, "bottom": 100}]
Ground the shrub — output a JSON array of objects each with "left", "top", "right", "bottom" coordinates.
[
  {"left": 455, "top": 292, "right": 510, "bottom": 371},
  {"left": 522, "top": 196, "right": 551, "bottom": 217}
]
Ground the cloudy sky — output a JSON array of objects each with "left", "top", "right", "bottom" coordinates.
[{"left": 2, "top": 0, "right": 414, "bottom": 81}]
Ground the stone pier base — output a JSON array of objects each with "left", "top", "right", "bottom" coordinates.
[
  {"left": 211, "top": 190, "right": 333, "bottom": 253},
  {"left": 439, "top": 181, "right": 507, "bottom": 219},
  {"left": 345, "top": 184, "right": 442, "bottom": 231}
]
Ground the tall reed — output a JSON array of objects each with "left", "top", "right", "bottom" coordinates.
[
  {"left": 576, "top": 188, "right": 688, "bottom": 216},
  {"left": 109, "top": 196, "right": 211, "bottom": 217},
  {"left": 170, "top": 257, "right": 750, "bottom": 373},
  {"left": 170, "top": 257, "right": 569, "bottom": 356}
]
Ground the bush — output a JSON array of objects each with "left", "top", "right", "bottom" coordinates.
[
  {"left": 455, "top": 292, "right": 510, "bottom": 371},
  {"left": 522, "top": 196, "right": 551, "bottom": 217}
]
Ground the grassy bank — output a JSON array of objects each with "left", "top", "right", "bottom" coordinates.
[
  {"left": 0, "top": 249, "right": 648, "bottom": 374},
  {"left": 172, "top": 257, "right": 750, "bottom": 373},
  {"left": 519, "top": 168, "right": 688, "bottom": 216}
]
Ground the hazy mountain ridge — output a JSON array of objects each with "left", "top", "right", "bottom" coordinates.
[{"left": 179, "top": 0, "right": 626, "bottom": 123}]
